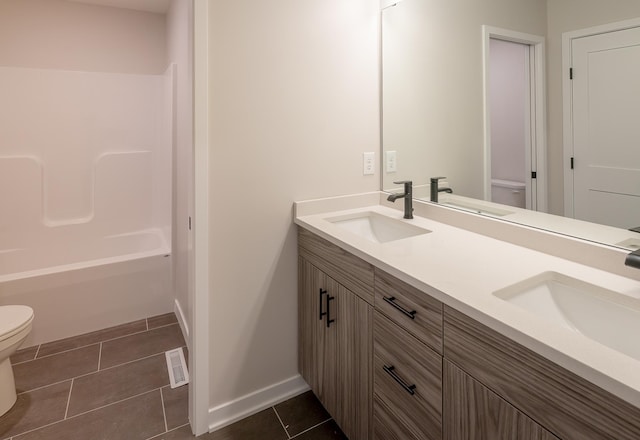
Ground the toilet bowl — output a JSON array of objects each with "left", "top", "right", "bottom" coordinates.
[{"left": 0, "top": 305, "right": 34, "bottom": 416}]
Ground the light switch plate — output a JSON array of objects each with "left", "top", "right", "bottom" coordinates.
[
  {"left": 386, "top": 150, "right": 397, "bottom": 173},
  {"left": 363, "top": 152, "right": 375, "bottom": 175}
]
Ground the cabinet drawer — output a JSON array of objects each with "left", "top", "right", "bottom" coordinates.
[
  {"left": 298, "top": 227, "right": 374, "bottom": 304},
  {"left": 375, "top": 268, "right": 443, "bottom": 353},
  {"left": 374, "top": 311, "right": 442, "bottom": 440}
]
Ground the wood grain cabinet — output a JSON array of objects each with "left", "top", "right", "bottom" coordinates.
[
  {"left": 444, "top": 306, "right": 640, "bottom": 439},
  {"left": 373, "top": 269, "right": 445, "bottom": 440},
  {"left": 443, "top": 360, "right": 558, "bottom": 440},
  {"left": 298, "top": 229, "right": 373, "bottom": 440},
  {"left": 373, "top": 311, "right": 442, "bottom": 440},
  {"left": 298, "top": 227, "right": 640, "bottom": 440}
]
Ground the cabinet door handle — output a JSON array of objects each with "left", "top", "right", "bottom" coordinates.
[
  {"left": 326, "top": 294, "right": 335, "bottom": 328},
  {"left": 319, "top": 288, "right": 327, "bottom": 321},
  {"left": 383, "top": 296, "right": 417, "bottom": 320},
  {"left": 383, "top": 365, "right": 416, "bottom": 395}
]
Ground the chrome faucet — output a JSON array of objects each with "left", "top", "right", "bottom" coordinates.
[
  {"left": 430, "top": 176, "right": 453, "bottom": 203},
  {"left": 387, "top": 180, "right": 413, "bottom": 219}
]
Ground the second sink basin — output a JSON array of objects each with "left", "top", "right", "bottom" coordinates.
[
  {"left": 326, "top": 211, "right": 430, "bottom": 244},
  {"left": 494, "top": 272, "right": 640, "bottom": 361}
]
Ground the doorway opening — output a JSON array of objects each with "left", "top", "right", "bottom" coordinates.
[{"left": 482, "top": 26, "right": 547, "bottom": 212}]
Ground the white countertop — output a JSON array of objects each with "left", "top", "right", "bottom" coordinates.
[{"left": 294, "top": 192, "right": 640, "bottom": 409}]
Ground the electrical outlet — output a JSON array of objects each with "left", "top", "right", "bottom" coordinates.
[
  {"left": 386, "top": 150, "right": 397, "bottom": 173},
  {"left": 363, "top": 152, "right": 375, "bottom": 175}
]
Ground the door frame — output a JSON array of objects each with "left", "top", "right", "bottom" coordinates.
[
  {"left": 562, "top": 17, "right": 640, "bottom": 218},
  {"left": 191, "top": 0, "right": 211, "bottom": 435},
  {"left": 482, "top": 26, "right": 547, "bottom": 211}
]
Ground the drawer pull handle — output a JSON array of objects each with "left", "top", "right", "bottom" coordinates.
[
  {"left": 326, "top": 294, "right": 335, "bottom": 328},
  {"left": 383, "top": 365, "right": 416, "bottom": 395},
  {"left": 319, "top": 289, "right": 327, "bottom": 321},
  {"left": 383, "top": 296, "right": 416, "bottom": 320}
]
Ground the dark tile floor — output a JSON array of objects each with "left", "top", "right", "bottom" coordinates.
[{"left": 1, "top": 314, "right": 346, "bottom": 440}]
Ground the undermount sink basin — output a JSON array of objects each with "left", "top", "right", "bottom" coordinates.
[
  {"left": 326, "top": 211, "right": 430, "bottom": 244},
  {"left": 494, "top": 272, "right": 640, "bottom": 361},
  {"left": 438, "top": 197, "right": 514, "bottom": 217}
]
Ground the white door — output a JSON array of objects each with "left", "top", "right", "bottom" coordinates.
[{"left": 571, "top": 26, "right": 640, "bottom": 229}]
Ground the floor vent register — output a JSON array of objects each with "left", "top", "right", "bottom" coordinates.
[{"left": 165, "top": 347, "right": 189, "bottom": 388}]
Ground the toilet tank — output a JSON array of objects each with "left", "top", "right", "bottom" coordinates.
[{"left": 491, "top": 179, "right": 525, "bottom": 208}]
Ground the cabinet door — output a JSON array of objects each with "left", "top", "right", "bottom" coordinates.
[
  {"left": 298, "top": 257, "right": 338, "bottom": 415},
  {"left": 299, "top": 256, "right": 372, "bottom": 440},
  {"left": 335, "top": 282, "right": 373, "bottom": 440},
  {"left": 444, "top": 360, "right": 559, "bottom": 440}
]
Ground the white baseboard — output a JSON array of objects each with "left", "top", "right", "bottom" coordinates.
[
  {"left": 208, "top": 374, "right": 310, "bottom": 432},
  {"left": 174, "top": 298, "right": 189, "bottom": 344}
]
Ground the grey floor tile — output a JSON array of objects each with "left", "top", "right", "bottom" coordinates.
[
  {"left": 37, "top": 319, "right": 147, "bottom": 358},
  {"left": 148, "top": 313, "right": 178, "bottom": 329},
  {"left": 210, "top": 408, "right": 288, "bottom": 440},
  {"left": 0, "top": 381, "right": 71, "bottom": 439},
  {"left": 148, "top": 424, "right": 199, "bottom": 440},
  {"left": 275, "top": 391, "right": 330, "bottom": 437},
  {"left": 100, "top": 324, "right": 185, "bottom": 369},
  {"left": 66, "top": 354, "right": 169, "bottom": 417},
  {"left": 13, "top": 389, "right": 165, "bottom": 440},
  {"left": 293, "top": 420, "right": 347, "bottom": 440},
  {"left": 162, "top": 385, "right": 189, "bottom": 430},
  {"left": 10, "top": 346, "right": 39, "bottom": 365},
  {"left": 13, "top": 345, "right": 100, "bottom": 393}
]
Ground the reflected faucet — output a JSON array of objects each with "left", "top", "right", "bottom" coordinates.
[
  {"left": 387, "top": 180, "right": 413, "bottom": 219},
  {"left": 430, "top": 177, "right": 453, "bottom": 203},
  {"left": 625, "top": 249, "right": 640, "bottom": 269}
]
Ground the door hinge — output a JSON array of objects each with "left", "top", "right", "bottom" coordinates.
[
  {"left": 531, "top": 171, "right": 537, "bottom": 179},
  {"left": 570, "top": 157, "right": 574, "bottom": 169},
  {"left": 569, "top": 67, "right": 574, "bottom": 80},
  {"left": 188, "top": 216, "right": 192, "bottom": 230}
]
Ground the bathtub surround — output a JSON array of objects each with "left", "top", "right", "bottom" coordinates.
[
  {"left": 0, "top": 65, "right": 175, "bottom": 346},
  {"left": 0, "top": 0, "right": 183, "bottom": 349}
]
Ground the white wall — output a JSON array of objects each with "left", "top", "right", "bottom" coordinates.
[
  {"left": 206, "top": 0, "right": 379, "bottom": 421},
  {"left": 166, "top": 0, "right": 193, "bottom": 341},
  {"left": 0, "top": 0, "right": 166, "bottom": 74},
  {"left": 546, "top": 0, "right": 640, "bottom": 215},
  {"left": 382, "top": 0, "right": 547, "bottom": 197}
]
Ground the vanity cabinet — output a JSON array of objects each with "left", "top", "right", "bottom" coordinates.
[
  {"left": 444, "top": 306, "right": 640, "bottom": 440},
  {"left": 443, "top": 360, "right": 558, "bottom": 440},
  {"left": 298, "top": 226, "right": 640, "bottom": 440},
  {"left": 373, "top": 269, "right": 444, "bottom": 440},
  {"left": 298, "top": 228, "right": 373, "bottom": 440}
]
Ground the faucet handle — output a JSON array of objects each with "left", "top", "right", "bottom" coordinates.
[
  {"left": 430, "top": 176, "right": 446, "bottom": 182},
  {"left": 393, "top": 180, "right": 413, "bottom": 185}
]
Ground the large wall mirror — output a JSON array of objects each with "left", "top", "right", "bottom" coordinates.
[{"left": 381, "top": 0, "right": 640, "bottom": 250}]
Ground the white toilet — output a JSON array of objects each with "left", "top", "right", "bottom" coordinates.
[{"left": 0, "top": 305, "right": 34, "bottom": 416}]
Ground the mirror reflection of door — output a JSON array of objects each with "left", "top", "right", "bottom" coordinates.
[
  {"left": 570, "top": 25, "right": 640, "bottom": 229},
  {"left": 489, "top": 38, "right": 531, "bottom": 210}
]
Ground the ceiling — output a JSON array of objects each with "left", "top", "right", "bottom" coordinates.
[{"left": 66, "top": 0, "right": 171, "bottom": 14}]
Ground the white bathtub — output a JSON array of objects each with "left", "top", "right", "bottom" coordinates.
[{"left": 0, "top": 229, "right": 173, "bottom": 346}]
